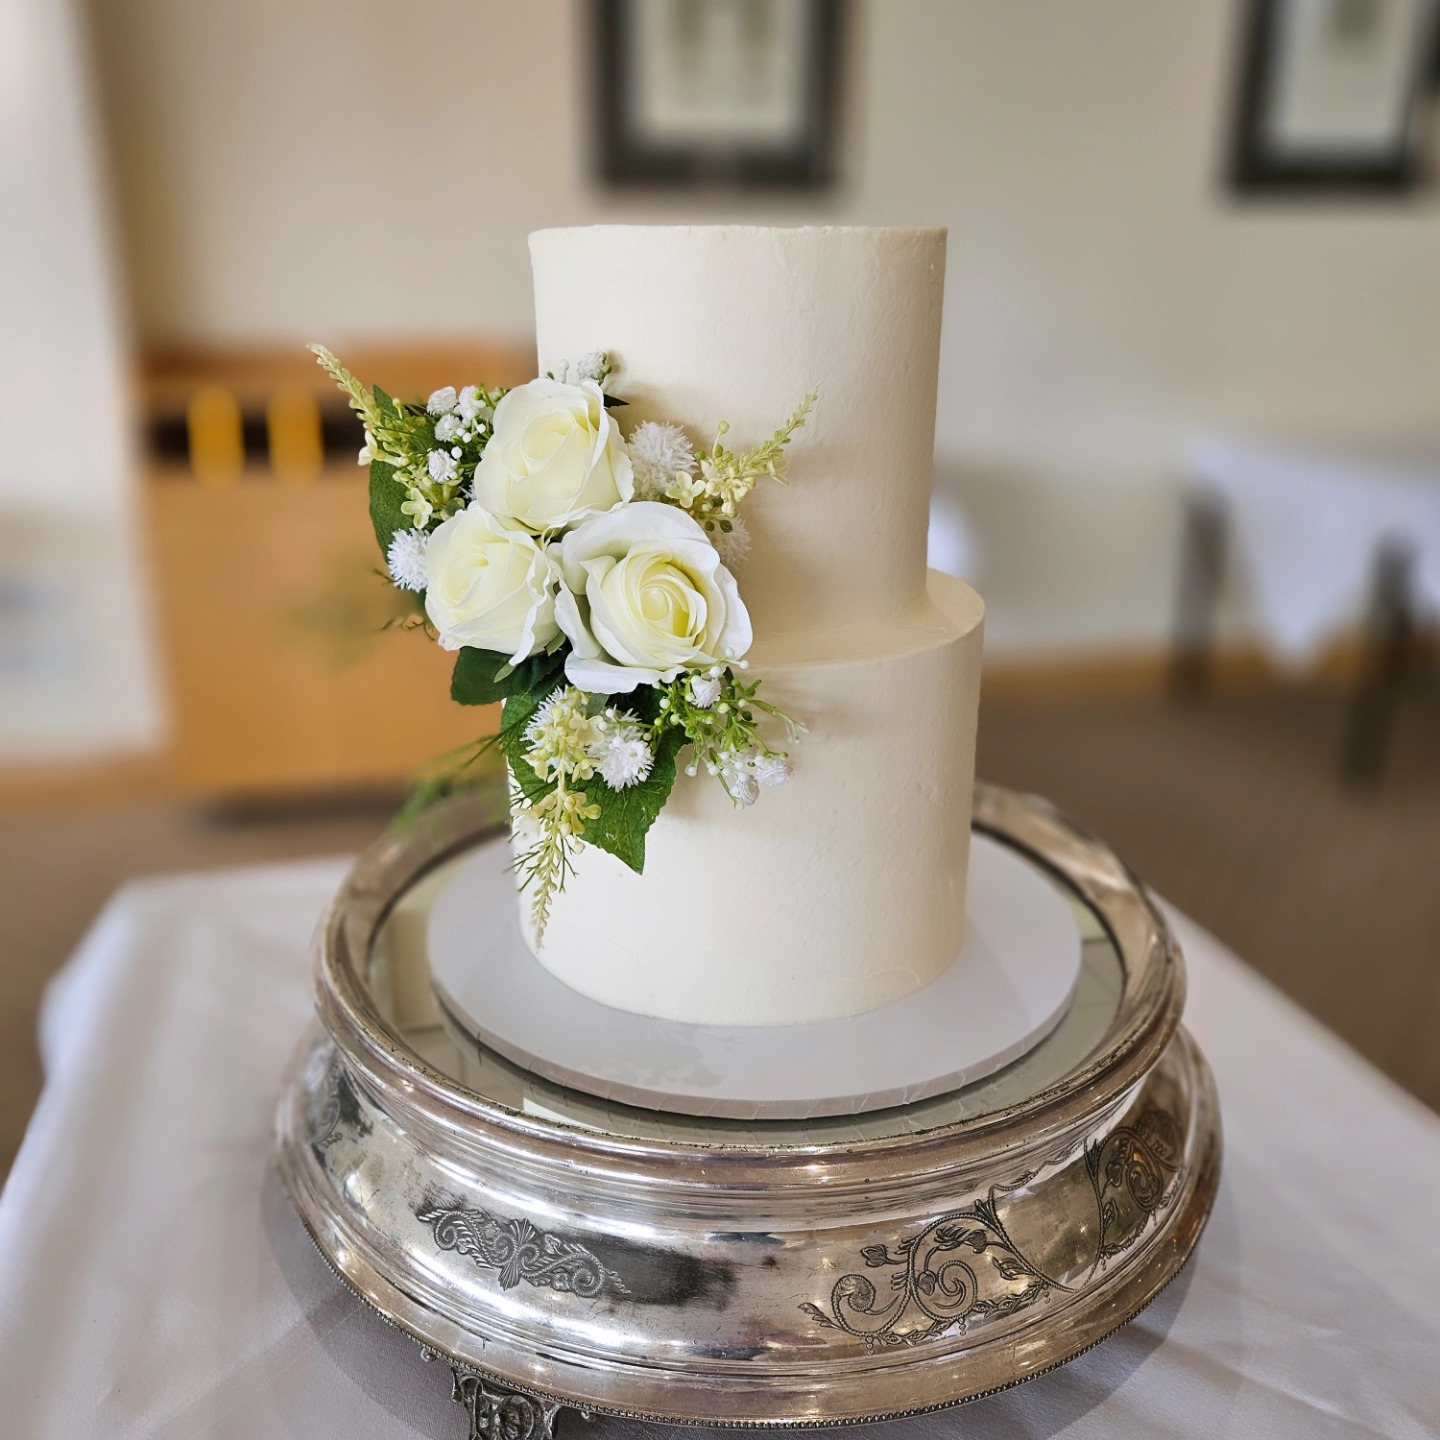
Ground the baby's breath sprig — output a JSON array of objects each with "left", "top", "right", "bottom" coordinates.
[
  {"left": 654, "top": 665, "right": 803, "bottom": 809},
  {"left": 547, "top": 350, "right": 613, "bottom": 388},
  {"left": 311, "top": 344, "right": 505, "bottom": 536}
]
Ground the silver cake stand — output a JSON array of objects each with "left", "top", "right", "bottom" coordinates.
[{"left": 273, "top": 782, "right": 1221, "bottom": 1434}]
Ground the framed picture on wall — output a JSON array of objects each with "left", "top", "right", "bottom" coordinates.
[
  {"left": 593, "top": 0, "right": 845, "bottom": 188},
  {"left": 1230, "top": 0, "right": 1438, "bottom": 192}
]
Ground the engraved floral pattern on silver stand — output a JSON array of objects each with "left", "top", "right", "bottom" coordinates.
[
  {"left": 417, "top": 1201, "right": 631, "bottom": 1299},
  {"left": 802, "top": 1107, "right": 1184, "bottom": 1348}
]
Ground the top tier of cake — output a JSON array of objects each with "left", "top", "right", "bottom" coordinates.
[{"left": 529, "top": 225, "right": 946, "bottom": 642}]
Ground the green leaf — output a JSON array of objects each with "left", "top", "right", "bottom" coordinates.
[
  {"left": 627, "top": 684, "right": 666, "bottom": 724},
  {"left": 369, "top": 460, "right": 408, "bottom": 553},
  {"left": 452, "top": 646, "right": 566, "bottom": 707},
  {"left": 510, "top": 649, "right": 568, "bottom": 693},
  {"left": 585, "top": 725, "right": 686, "bottom": 874},
  {"left": 452, "top": 647, "right": 513, "bottom": 706},
  {"left": 373, "top": 384, "right": 400, "bottom": 420}
]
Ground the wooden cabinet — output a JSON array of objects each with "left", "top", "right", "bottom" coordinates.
[{"left": 142, "top": 343, "right": 531, "bottom": 797}]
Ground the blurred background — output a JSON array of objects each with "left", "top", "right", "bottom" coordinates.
[{"left": 3, "top": 0, "right": 1439, "bottom": 1175}]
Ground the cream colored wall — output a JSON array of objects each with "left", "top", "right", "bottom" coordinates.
[
  {"left": 1, "top": 0, "right": 162, "bottom": 762},
  {"left": 89, "top": 0, "right": 1440, "bottom": 655}
]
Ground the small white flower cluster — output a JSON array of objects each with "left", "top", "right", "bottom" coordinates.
[
  {"left": 589, "top": 710, "right": 654, "bottom": 789},
  {"left": 711, "top": 514, "right": 750, "bottom": 566},
  {"left": 698, "top": 747, "right": 791, "bottom": 808},
  {"left": 627, "top": 419, "right": 763, "bottom": 565},
  {"left": 428, "top": 384, "right": 492, "bottom": 440},
  {"left": 386, "top": 528, "right": 430, "bottom": 591},
  {"left": 575, "top": 351, "right": 607, "bottom": 384},
  {"left": 667, "top": 665, "right": 796, "bottom": 807},
  {"left": 548, "top": 352, "right": 609, "bottom": 386},
  {"left": 522, "top": 687, "right": 653, "bottom": 793},
  {"left": 426, "top": 386, "right": 491, "bottom": 487},
  {"left": 629, "top": 421, "right": 696, "bottom": 502},
  {"left": 313, "top": 346, "right": 500, "bottom": 536},
  {"left": 688, "top": 669, "right": 723, "bottom": 709}
]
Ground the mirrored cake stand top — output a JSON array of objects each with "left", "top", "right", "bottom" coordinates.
[
  {"left": 274, "top": 782, "right": 1221, "bottom": 1430},
  {"left": 426, "top": 830, "right": 1087, "bottom": 1121}
]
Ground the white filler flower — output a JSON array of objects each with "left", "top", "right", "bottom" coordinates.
[
  {"left": 473, "top": 378, "right": 632, "bottom": 533},
  {"left": 423, "top": 506, "right": 560, "bottom": 660},
  {"left": 386, "top": 528, "right": 430, "bottom": 591},
  {"left": 710, "top": 514, "right": 751, "bottom": 566},
  {"left": 589, "top": 713, "right": 654, "bottom": 789},
  {"left": 688, "top": 671, "right": 723, "bottom": 709},
  {"left": 552, "top": 502, "right": 752, "bottom": 694},
  {"left": 628, "top": 420, "right": 695, "bottom": 501},
  {"left": 719, "top": 752, "right": 760, "bottom": 808},
  {"left": 752, "top": 752, "right": 792, "bottom": 789},
  {"left": 456, "top": 386, "right": 486, "bottom": 425},
  {"left": 574, "top": 351, "right": 607, "bottom": 383}
]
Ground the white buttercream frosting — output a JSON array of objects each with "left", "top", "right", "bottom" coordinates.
[
  {"left": 526, "top": 572, "right": 983, "bottom": 1026},
  {"left": 529, "top": 225, "right": 947, "bottom": 641},
  {"left": 517, "top": 225, "right": 984, "bottom": 1027}
]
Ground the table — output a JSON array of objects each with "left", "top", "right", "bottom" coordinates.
[
  {"left": 1174, "top": 439, "right": 1440, "bottom": 783},
  {"left": 2, "top": 857, "right": 1439, "bottom": 1438}
]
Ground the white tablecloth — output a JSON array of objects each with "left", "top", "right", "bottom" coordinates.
[
  {"left": 2, "top": 859, "right": 1440, "bottom": 1438},
  {"left": 1189, "top": 439, "right": 1440, "bottom": 666}
]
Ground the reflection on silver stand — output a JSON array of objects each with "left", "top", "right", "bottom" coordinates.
[{"left": 273, "top": 782, "right": 1222, "bottom": 1431}]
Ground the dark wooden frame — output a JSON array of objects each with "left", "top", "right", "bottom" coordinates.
[
  {"left": 592, "top": 0, "right": 845, "bottom": 189},
  {"left": 1229, "top": 0, "right": 1434, "bottom": 195}
]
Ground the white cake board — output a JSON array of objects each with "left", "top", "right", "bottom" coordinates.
[{"left": 427, "top": 834, "right": 1083, "bottom": 1121}]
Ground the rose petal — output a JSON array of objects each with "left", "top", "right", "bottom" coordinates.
[
  {"left": 564, "top": 651, "right": 666, "bottom": 695},
  {"left": 555, "top": 583, "right": 601, "bottom": 659}
]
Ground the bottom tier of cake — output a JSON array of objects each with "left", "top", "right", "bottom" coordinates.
[{"left": 519, "top": 571, "right": 985, "bottom": 1026}]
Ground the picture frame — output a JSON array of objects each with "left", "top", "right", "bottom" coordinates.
[
  {"left": 1229, "top": 0, "right": 1437, "bottom": 193},
  {"left": 592, "top": 0, "right": 845, "bottom": 189}
]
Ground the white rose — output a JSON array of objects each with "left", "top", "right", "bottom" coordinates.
[
  {"left": 553, "top": 502, "right": 752, "bottom": 694},
  {"left": 424, "top": 506, "right": 560, "bottom": 661},
  {"left": 472, "top": 378, "right": 633, "bottom": 533}
]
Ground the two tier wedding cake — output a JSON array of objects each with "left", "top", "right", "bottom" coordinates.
[
  {"left": 287, "top": 228, "right": 1222, "bottom": 1435},
  {"left": 523, "top": 226, "right": 982, "bottom": 1026},
  {"left": 318, "top": 224, "right": 983, "bottom": 1032}
]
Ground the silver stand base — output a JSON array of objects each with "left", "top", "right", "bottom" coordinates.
[{"left": 274, "top": 783, "right": 1222, "bottom": 1428}]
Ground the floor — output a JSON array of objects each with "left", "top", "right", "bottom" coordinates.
[
  {"left": 981, "top": 686, "right": 1440, "bottom": 1114},
  {"left": 1, "top": 686, "right": 1437, "bottom": 1180}
]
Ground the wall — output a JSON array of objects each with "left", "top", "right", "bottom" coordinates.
[
  {"left": 88, "top": 0, "right": 1440, "bottom": 656},
  {"left": 1, "top": 0, "right": 162, "bottom": 762}
]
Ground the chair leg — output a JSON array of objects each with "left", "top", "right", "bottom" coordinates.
[
  {"left": 1341, "top": 543, "right": 1415, "bottom": 787},
  {"left": 1170, "top": 490, "right": 1226, "bottom": 703}
]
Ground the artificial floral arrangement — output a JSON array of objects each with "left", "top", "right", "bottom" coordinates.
[{"left": 313, "top": 346, "right": 815, "bottom": 937}]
